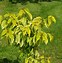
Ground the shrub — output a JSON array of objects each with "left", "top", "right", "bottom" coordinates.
[
  {"left": 0, "top": 8, "right": 56, "bottom": 63},
  {"left": 8, "top": 0, "right": 52, "bottom": 3}
]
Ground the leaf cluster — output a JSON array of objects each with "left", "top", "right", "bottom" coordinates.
[{"left": 0, "top": 8, "right": 56, "bottom": 63}]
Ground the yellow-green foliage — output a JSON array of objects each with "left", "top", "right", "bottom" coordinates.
[
  {"left": 25, "top": 49, "right": 51, "bottom": 63},
  {"left": 0, "top": 8, "right": 56, "bottom": 63}
]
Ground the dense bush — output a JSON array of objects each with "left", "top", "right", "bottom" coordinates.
[
  {"left": 0, "top": 0, "right": 62, "bottom": 3},
  {"left": 8, "top": 0, "right": 52, "bottom": 3},
  {"left": 0, "top": 8, "right": 56, "bottom": 63}
]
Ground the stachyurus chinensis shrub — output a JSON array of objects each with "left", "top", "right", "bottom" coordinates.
[{"left": 0, "top": 8, "right": 56, "bottom": 63}]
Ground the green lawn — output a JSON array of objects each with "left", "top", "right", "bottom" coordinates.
[{"left": 0, "top": 1, "right": 62, "bottom": 63}]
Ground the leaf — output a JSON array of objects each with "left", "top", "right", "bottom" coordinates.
[
  {"left": 47, "top": 57, "right": 51, "bottom": 63},
  {"left": 44, "top": 16, "right": 56, "bottom": 28},
  {"left": 48, "top": 17, "right": 52, "bottom": 27},
  {"left": 12, "top": 20, "right": 17, "bottom": 27},
  {"left": 47, "top": 16, "right": 56, "bottom": 27},
  {"left": 29, "top": 41, "right": 32, "bottom": 46},
  {"left": 34, "top": 60, "right": 38, "bottom": 63},
  {"left": 32, "top": 17, "right": 41, "bottom": 30},
  {"left": 14, "top": 25, "right": 22, "bottom": 34},
  {"left": 8, "top": 30, "right": 14, "bottom": 45},
  {"left": 27, "top": 37, "right": 32, "bottom": 46},
  {"left": 44, "top": 19, "right": 48, "bottom": 28},
  {"left": 29, "top": 60, "right": 32, "bottom": 63},
  {"left": 17, "top": 9, "right": 25, "bottom": 17},
  {"left": 24, "top": 8, "right": 32, "bottom": 20},
  {"left": 36, "top": 31, "right": 41, "bottom": 42},
  {"left": 44, "top": 19, "right": 51, "bottom": 28},
  {"left": 19, "top": 17, "right": 27, "bottom": 26},
  {"left": 35, "top": 50, "right": 39, "bottom": 58},
  {"left": 22, "top": 26, "right": 31, "bottom": 36},
  {"left": 22, "top": 26, "right": 27, "bottom": 36},
  {"left": 27, "top": 27, "right": 31, "bottom": 37},
  {"left": 15, "top": 32, "right": 21, "bottom": 44},
  {"left": 30, "top": 48, "right": 34, "bottom": 55},
  {"left": 10, "top": 35, "right": 14, "bottom": 45},
  {"left": 48, "top": 33, "right": 53, "bottom": 42},
  {"left": 20, "top": 39, "right": 24, "bottom": 47},
  {"left": 9, "top": 20, "right": 17, "bottom": 30},
  {"left": 41, "top": 59, "right": 45, "bottom": 63},
  {"left": 10, "top": 14, "right": 17, "bottom": 20},
  {"left": 1, "top": 20, "right": 7, "bottom": 29},
  {"left": 33, "top": 35, "right": 36, "bottom": 45},
  {"left": 40, "top": 55, "right": 44, "bottom": 59},
  {"left": 4, "top": 13, "right": 9, "bottom": 18},
  {"left": 1, "top": 29, "right": 7, "bottom": 36},
  {"left": 25, "top": 58, "right": 29, "bottom": 63},
  {"left": 42, "top": 32, "right": 48, "bottom": 45},
  {"left": 7, "top": 18, "right": 12, "bottom": 24},
  {"left": 18, "top": 25, "right": 23, "bottom": 30},
  {"left": 28, "top": 56, "right": 34, "bottom": 62},
  {"left": 19, "top": 52, "right": 23, "bottom": 58},
  {"left": 34, "top": 26, "right": 39, "bottom": 31},
  {"left": 0, "top": 15, "right": 3, "bottom": 25},
  {"left": 32, "top": 17, "right": 41, "bottom": 27},
  {"left": 23, "top": 31, "right": 26, "bottom": 36},
  {"left": 48, "top": 16, "right": 56, "bottom": 23},
  {"left": 52, "top": 16, "right": 56, "bottom": 23}
]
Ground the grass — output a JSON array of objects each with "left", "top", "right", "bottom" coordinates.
[{"left": 0, "top": 1, "right": 62, "bottom": 63}]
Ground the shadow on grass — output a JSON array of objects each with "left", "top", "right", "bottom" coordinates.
[{"left": 0, "top": 58, "right": 19, "bottom": 63}]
